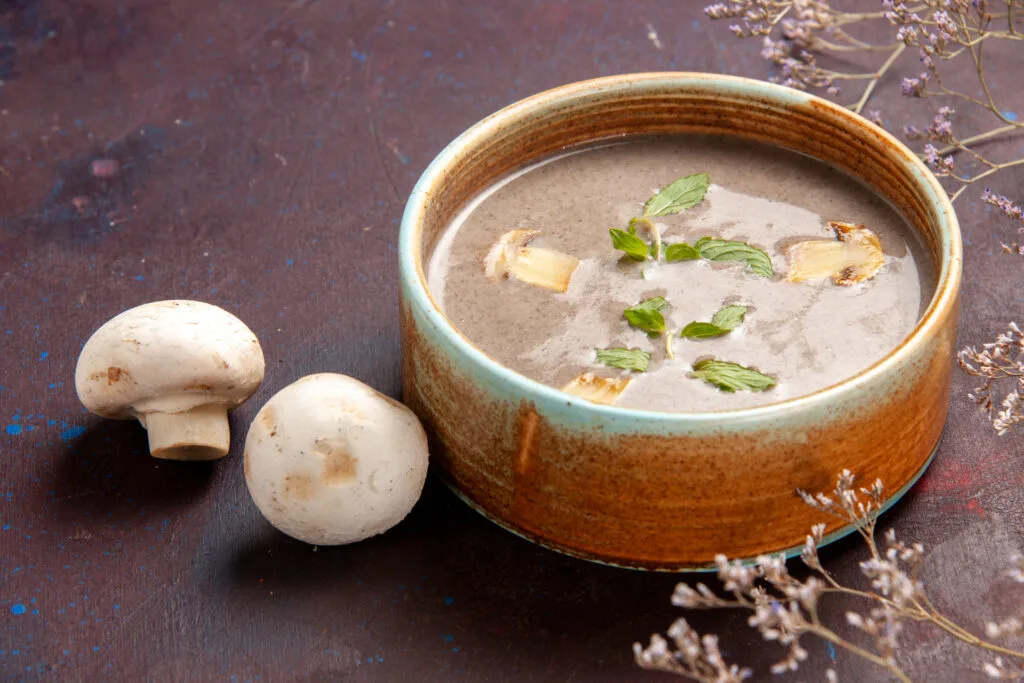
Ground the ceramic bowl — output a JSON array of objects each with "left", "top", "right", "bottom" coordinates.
[{"left": 399, "top": 73, "right": 961, "bottom": 571}]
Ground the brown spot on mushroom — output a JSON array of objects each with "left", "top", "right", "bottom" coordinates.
[
  {"left": 314, "top": 437, "right": 358, "bottom": 484},
  {"left": 330, "top": 401, "right": 365, "bottom": 422},
  {"left": 283, "top": 474, "right": 314, "bottom": 500},
  {"left": 183, "top": 382, "right": 214, "bottom": 392},
  {"left": 91, "top": 366, "right": 131, "bottom": 385},
  {"left": 243, "top": 451, "right": 251, "bottom": 479},
  {"left": 258, "top": 406, "right": 277, "bottom": 435},
  {"left": 212, "top": 352, "right": 230, "bottom": 369}
]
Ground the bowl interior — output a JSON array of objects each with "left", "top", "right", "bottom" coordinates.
[
  {"left": 404, "top": 73, "right": 960, "bottom": 421},
  {"left": 413, "top": 74, "right": 954, "bottom": 308}
]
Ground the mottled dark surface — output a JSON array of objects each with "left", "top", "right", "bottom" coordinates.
[{"left": 1, "top": 1, "right": 1022, "bottom": 681}]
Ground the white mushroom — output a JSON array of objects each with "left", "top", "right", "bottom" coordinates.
[
  {"left": 74, "top": 300, "right": 265, "bottom": 461},
  {"left": 483, "top": 228, "right": 580, "bottom": 292},
  {"left": 243, "top": 373, "right": 429, "bottom": 545},
  {"left": 785, "top": 221, "right": 885, "bottom": 285}
]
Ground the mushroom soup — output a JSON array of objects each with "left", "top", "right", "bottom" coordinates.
[{"left": 426, "top": 135, "right": 935, "bottom": 412}]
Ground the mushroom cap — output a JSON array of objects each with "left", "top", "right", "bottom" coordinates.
[
  {"left": 243, "top": 373, "right": 429, "bottom": 545},
  {"left": 75, "top": 300, "right": 265, "bottom": 419}
]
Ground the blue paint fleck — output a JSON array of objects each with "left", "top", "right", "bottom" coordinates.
[
  {"left": 351, "top": 51, "right": 367, "bottom": 63},
  {"left": 61, "top": 426, "right": 86, "bottom": 442},
  {"left": 1004, "top": 111, "right": 1018, "bottom": 121},
  {"left": 10, "top": 604, "right": 25, "bottom": 615},
  {"left": 443, "top": 596, "right": 455, "bottom": 606},
  {"left": 3, "top": 525, "right": 9, "bottom": 530},
  {"left": 452, "top": 647, "right": 459, "bottom": 653},
  {"left": 6, "top": 424, "right": 22, "bottom": 435},
  {"left": 39, "top": 352, "right": 48, "bottom": 360},
  {"left": 423, "top": 50, "right": 432, "bottom": 58},
  {"left": 135, "top": 275, "right": 145, "bottom": 281},
  {"left": 285, "top": 259, "right": 294, "bottom": 266},
  {"left": 826, "top": 640, "right": 837, "bottom": 662},
  {"left": 441, "top": 634, "right": 454, "bottom": 644},
  {"left": 692, "top": 19, "right": 702, "bottom": 30}
]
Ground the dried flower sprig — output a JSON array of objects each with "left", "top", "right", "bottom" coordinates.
[
  {"left": 958, "top": 322, "right": 1024, "bottom": 435},
  {"left": 635, "top": 470, "right": 1024, "bottom": 682},
  {"left": 704, "top": 0, "right": 1024, "bottom": 433},
  {"left": 705, "top": 0, "right": 1024, "bottom": 238}
]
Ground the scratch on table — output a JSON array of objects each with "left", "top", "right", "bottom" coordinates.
[
  {"left": 54, "top": 490, "right": 98, "bottom": 504},
  {"left": 369, "top": 120, "right": 402, "bottom": 203},
  {"left": 645, "top": 23, "right": 663, "bottom": 50},
  {"left": 241, "top": 0, "right": 315, "bottom": 53},
  {"left": 279, "top": 148, "right": 310, "bottom": 212}
]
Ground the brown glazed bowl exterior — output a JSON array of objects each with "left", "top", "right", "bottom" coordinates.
[{"left": 398, "top": 73, "right": 962, "bottom": 571}]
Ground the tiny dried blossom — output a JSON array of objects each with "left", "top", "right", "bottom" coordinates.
[
  {"left": 986, "top": 617, "right": 1024, "bottom": 639},
  {"left": 634, "top": 618, "right": 752, "bottom": 682},
  {"left": 982, "top": 189, "right": 1024, "bottom": 230},
  {"left": 923, "top": 144, "right": 956, "bottom": 176},
  {"left": 929, "top": 106, "right": 956, "bottom": 143},
  {"left": 639, "top": 470, "right": 1024, "bottom": 682},
  {"left": 801, "top": 522, "right": 827, "bottom": 570},
  {"left": 959, "top": 323, "right": 1024, "bottom": 434},
  {"left": 983, "top": 657, "right": 1024, "bottom": 680},
  {"left": 1011, "top": 554, "right": 1024, "bottom": 584},
  {"left": 901, "top": 73, "right": 929, "bottom": 98},
  {"left": 705, "top": 0, "right": 782, "bottom": 37}
]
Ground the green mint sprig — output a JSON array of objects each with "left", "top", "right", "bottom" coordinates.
[
  {"left": 595, "top": 347, "right": 651, "bottom": 372},
  {"left": 623, "top": 297, "right": 670, "bottom": 337},
  {"left": 681, "top": 304, "right": 748, "bottom": 339},
  {"left": 690, "top": 359, "right": 776, "bottom": 392}
]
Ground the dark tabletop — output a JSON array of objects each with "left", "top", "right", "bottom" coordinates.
[{"left": 2, "top": 1, "right": 1023, "bottom": 681}]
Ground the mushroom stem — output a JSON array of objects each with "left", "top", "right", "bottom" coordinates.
[{"left": 143, "top": 405, "right": 231, "bottom": 461}]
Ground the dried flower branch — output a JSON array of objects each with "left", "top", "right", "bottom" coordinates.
[
  {"left": 704, "top": 0, "right": 1024, "bottom": 432},
  {"left": 635, "top": 470, "right": 1024, "bottom": 682},
  {"left": 958, "top": 322, "right": 1024, "bottom": 435}
]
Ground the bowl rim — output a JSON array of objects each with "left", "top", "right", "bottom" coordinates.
[{"left": 399, "top": 72, "right": 962, "bottom": 422}]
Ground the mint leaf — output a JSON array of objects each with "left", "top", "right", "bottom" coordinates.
[
  {"left": 680, "top": 321, "right": 726, "bottom": 339},
  {"left": 665, "top": 242, "right": 700, "bottom": 262},
  {"left": 644, "top": 172, "right": 711, "bottom": 217},
  {"left": 596, "top": 347, "right": 651, "bottom": 372},
  {"left": 710, "top": 304, "right": 747, "bottom": 331},
  {"left": 624, "top": 297, "right": 669, "bottom": 337},
  {"left": 610, "top": 228, "right": 649, "bottom": 262},
  {"left": 690, "top": 359, "right": 776, "bottom": 392},
  {"left": 695, "top": 237, "right": 774, "bottom": 277},
  {"left": 680, "top": 305, "right": 748, "bottom": 339},
  {"left": 631, "top": 296, "right": 669, "bottom": 312}
]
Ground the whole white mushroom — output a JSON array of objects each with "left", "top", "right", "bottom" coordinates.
[
  {"left": 243, "top": 373, "right": 429, "bottom": 545},
  {"left": 75, "top": 300, "right": 265, "bottom": 461}
]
